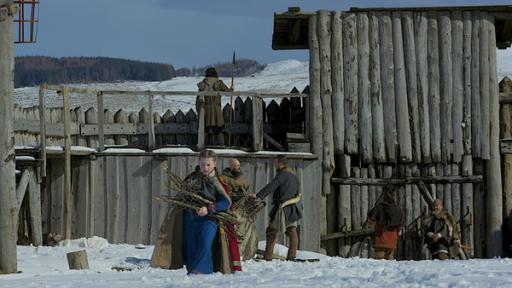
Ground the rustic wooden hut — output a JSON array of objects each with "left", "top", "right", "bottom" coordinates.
[{"left": 273, "top": 5, "right": 512, "bottom": 258}]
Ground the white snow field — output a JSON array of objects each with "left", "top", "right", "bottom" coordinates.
[{"left": 0, "top": 237, "right": 511, "bottom": 288}]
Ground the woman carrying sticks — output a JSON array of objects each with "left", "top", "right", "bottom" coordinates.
[{"left": 151, "top": 150, "right": 241, "bottom": 274}]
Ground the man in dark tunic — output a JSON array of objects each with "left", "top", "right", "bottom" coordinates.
[
  {"left": 424, "top": 198, "right": 460, "bottom": 260},
  {"left": 256, "top": 155, "right": 302, "bottom": 261}
]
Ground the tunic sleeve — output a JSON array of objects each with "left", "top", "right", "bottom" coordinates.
[{"left": 256, "top": 173, "right": 282, "bottom": 200}]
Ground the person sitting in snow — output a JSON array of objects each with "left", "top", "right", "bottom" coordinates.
[
  {"left": 367, "top": 184, "right": 403, "bottom": 260},
  {"left": 150, "top": 149, "right": 241, "bottom": 274},
  {"left": 256, "top": 155, "right": 302, "bottom": 261},
  {"left": 423, "top": 198, "right": 461, "bottom": 260}
]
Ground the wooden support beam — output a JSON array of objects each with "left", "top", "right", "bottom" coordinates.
[
  {"left": 416, "top": 180, "right": 434, "bottom": 207},
  {"left": 332, "top": 175, "right": 483, "bottom": 185},
  {"left": 148, "top": 95, "right": 155, "bottom": 149},
  {"left": 15, "top": 169, "right": 30, "bottom": 215},
  {"left": 263, "top": 132, "right": 285, "bottom": 151},
  {"left": 62, "top": 86, "right": 72, "bottom": 240},
  {"left": 38, "top": 84, "right": 46, "bottom": 178},
  {"left": 97, "top": 92, "right": 105, "bottom": 151},
  {"left": 321, "top": 228, "right": 374, "bottom": 241},
  {"left": 252, "top": 95, "right": 264, "bottom": 151}
]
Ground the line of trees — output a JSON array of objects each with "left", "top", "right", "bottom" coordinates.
[
  {"left": 175, "top": 59, "right": 266, "bottom": 77},
  {"left": 15, "top": 56, "right": 175, "bottom": 88}
]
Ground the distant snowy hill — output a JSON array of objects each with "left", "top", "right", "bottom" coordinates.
[{"left": 13, "top": 50, "right": 512, "bottom": 113}]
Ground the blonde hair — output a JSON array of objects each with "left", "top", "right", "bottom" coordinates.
[{"left": 199, "top": 149, "right": 217, "bottom": 161}]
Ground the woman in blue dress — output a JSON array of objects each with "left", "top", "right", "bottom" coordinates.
[{"left": 182, "top": 149, "right": 231, "bottom": 274}]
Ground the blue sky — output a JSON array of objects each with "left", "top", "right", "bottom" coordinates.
[{"left": 14, "top": 0, "right": 511, "bottom": 68}]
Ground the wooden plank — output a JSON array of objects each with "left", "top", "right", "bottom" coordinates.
[
  {"left": 486, "top": 13, "right": 503, "bottom": 257},
  {"left": 428, "top": 14, "right": 442, "bottom": 163},
  {"left": 126, "top": 157, "right": 143, "bottom": 244},
  {"left": 318, "top": 10, "right": 335, "bottom": 195},
  {"left": 342, "top": 13, "right": 358, "bottom": 155},
  {"left": 462, "top": 12, "right": 473, "bottom": 156},
  {"left": 392, "top": 12, "right": 412, "bottom": 162},
  {"left": 402, "top": 12, "right": 422, "bottom": 163},
  {"left": 331, "top": 11, "right": 345, "bottom": 155},
  {"left": 369, "top": 13, "right": 385, "bottom": 162},
  {"left": 27, "top": 168, "right": 42, "bottom": 246},
  {"left": 415, "top": 12, "right": 431, "bottom": 163},
  {"left": 357, "top": 12, "right": 372, "bottom": 163},
  {"left": 150, "top": 158, "right": 167, "bottom": 244},
  {"left": 379, "top": 12, "right": 397, "bottom": 161},
  {"left": 39, "top": 85, "right": 47, "bottom": 177},
  {"left": 471, "top": 13, "right": 482, "bottom": 158},
  {"left": 62, "top": 87, "right": 73, "bottom": 240},
  {"left": 49, "top": 159, "right": 65, "bottom": 236}
]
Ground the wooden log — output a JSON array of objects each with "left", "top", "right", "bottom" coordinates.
[
  {"left": 252, "top": 96, "right": 264, "bottom": 151},
  {"left": 332, "top": 174, "right": 483, "bottom": 185},
  {"left": 28, "top": 167, "right": 42, "bottom": 246},
  {"left": 439, "top": 12, "right": 453, "bottom": 163},
  {"left": 356, "top": 13, "right": 372, "bottom": 163},
  {"left": 138, "top": 108, "right": 149, "bottom": 148},
  {"left": 162, "top": 110, "right": 176, "bottom": 145},
  {"left": 62, "top": 87, "right": 72, "bottom": 240},
  {"left": 337, "top": 154, "right": 351, "bottom": 257},
  {"left": 369, "top": 13, "right": 386, "bottom": 162},
  {"left": 411, "top": 165, "right": 422, "bottom": 220},
  {"left": 479, "top": 13, "right": 490, "bottom": 160},
  {"left": 360, "top": 168, "right": 369, "bottom": 224},
  {"left": 66, "top": 250, "right": 89, "bottom": 270},
  {"left": 486, "top": 13, "right": 503, "bottom": 257},
  {"left": 427, "top": 165, "right": 437, "bottom": 200},
  {"left": 153, "top": 111, "right": 162, "bottom": 147},
  {"left": 185, "top": 109, "right": 197, "bottom": 146},
  {"left": 451, "top": 163, "right": 461, "bottom": 226},
  {"left": 14, "top": 105, "right": 24, "bottom": 146},
  {"left": 309, "top": 13, "right": 323, "bottom": 157},
  {"left": 502, "top": 78, "right": 512, "bottom": 217},
  {"left": 148, "top": 95, "right": 156, "bottom": 149},
  {"left": 39, "top": 86, "right": 47, "bottom": 178},
  {"left": 414, "top": 12, "right": 432, "bottom": 163},
  {"left": 416, "top": 181, "right": 434, "bottom": 207},
  {"left": 15, "top": 169, "right": 30, "bottom": 215},
  {"left": 342, "top": 13, "right": 358, "bottom": 155},
  {"left": 97, "top": 92, "right": 105, "bottom": 151},
  {"left": 471, "top": 13, "right": 482, "bottom": 158},
  {"left": 452, "top": 11, "right": 464, "bottom": 163},
  {"left": 104, "top": 109, "right": 115, "bottom": 146},
  {"left": 368, "top": 165, "right": 376, "bottom": 208},
  {"left": 114, "top": 110, "right": 129, "bottom": 146},
  {"left": 392, "top": 12, "right": 412, "bottom": 162},
  {"left": 428, "top": 14, "right": 442, "bottom": 163},
  {"left": 462, "top": 12, "right": 473, "bottom": 156},
  {"left": 461, "top": 155, "right": 474, "bottom": 258},
  {"left": 379, "top": 12, "right": 397, "bottom": 161},
  {"left": 234, "top": 97, "right": 244, "bottom": 147},
  {"left": 402, "top": 12, "right": 422, "bottom": 163},
  {"left": 443, "top": 164, "right": 452, "bottom": 213},
  {"left": 243, "top": 98, "right": 253, "bottom": 147},
  {"left": 435, "top": 164, "right": 444, "bottom": 200},
  {"left": 350, "top": 167, "right": 362, "bottom": 231},
  {"left": 331, "top": 11, "right": 345, "bottom": 155},
  {"left": 319, "top": 10, "right": 335, "bottom": 195},
  {"left": 85, "top": 107, "right": 99, "bottom": 148},
  {"left": 405, "top": 165, "right": 413, "bottom": 259},
  {"left": 473, "top": 159, "right": 485, "bottom": 257}
]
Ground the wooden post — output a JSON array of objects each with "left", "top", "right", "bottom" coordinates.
[
  {"left": 252, "top": 94, "right": 263, "bottom": 151},
  {"left": 28, "top": 167, "right": 42, "bottom": 246},
  {"left": 114, "top": 110, "right": 129, "bottom": 146},
  {"left": 461, "top": 155, "right": 474, "bottom": 257},
  {"left": 39, "top": 85, "right": 47, "bottom": 177},
  {"left": 331, "top": 11, "right": 344, "bottom": 155},
  {"left": 369, "top": 12, "right": 385, "bottom": 162},
  {"left": 97, "top": 92, "right": 105, "bottom": 151},
  {"left": 402, "top": 12, "right": 422, "bottom": 163},
  {"left": 85, "top": 108, "right": 99, "bottom": 148},
  {"left": 479, "top": 13, "right": 490, "bottom": 160},
  {"left": 197, "top": 95, "right": 205, "bottom": 150},
  {"left": 428, "top": 14, "right": 441, "bottom": 163},
  {"left": 486, "top": 13, "right": 503, "bottom": 257},
  {"left": 318, "top": 10, "right": 335, "bottom": 196},
  {"left": 104, "top": 110, "right": 114, "bottom": 146},
  {"left": 379, "top": 12, "right": 397, "bottom": 161},
  {"left": 451, "top": 11, "right": 464, "bottom": 163},
  {"left": 462, "top": 12, "right": 473, "bottom": 156},
  {"left": 357, "top": 13, "right": 373, "bottom": 163},
  {"left": 67, "top": 250, "right": 89, "bottom": 270},
  {"left": 415, "top": 12, "right": 431, "bottom": 163},
  {"left": 338, "top": 154, "right": 351, "bottom": 257},
  {"left": 148, "top": 95, "right": 155, "bottom": 150},
  {"left": 471, "top": 13, "right": 482, "bottom": 158},
  {"left": 439, "top": 12, "right": 453, "bottom": 163},
  {"left": 342, "top": 13, "right": 358, "bottom": 155},
  {"left": 62, "top": 86, "right": 73, "bottom": 240},
  {"left": 501, "top": 77, "right": 512, "bottom": 217},
  {"left": 309, "top": 13, "right": 322, "bottom": 157}
]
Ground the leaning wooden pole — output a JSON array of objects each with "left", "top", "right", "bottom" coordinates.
[
  {"left": 0, "top": 0, "right": 17, "bottom": 274},
  {"left": 485, "top": 14, "right": 503, "bottom": 257}
]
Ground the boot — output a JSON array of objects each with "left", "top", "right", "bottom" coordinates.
[
  {"left": 264, "top": 227, "right": 277, "bottom": 261},
  {"left": 285, "top": 226, "right": 298, "bottom": 260}
]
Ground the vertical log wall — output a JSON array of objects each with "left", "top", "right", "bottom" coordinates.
[{"left": 310, "top": 10, "right": 503, "bottom": 258}]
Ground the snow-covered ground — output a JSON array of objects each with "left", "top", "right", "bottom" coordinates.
[{"left": 1, "top": 237, "right": 511, "bottom": 288}]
